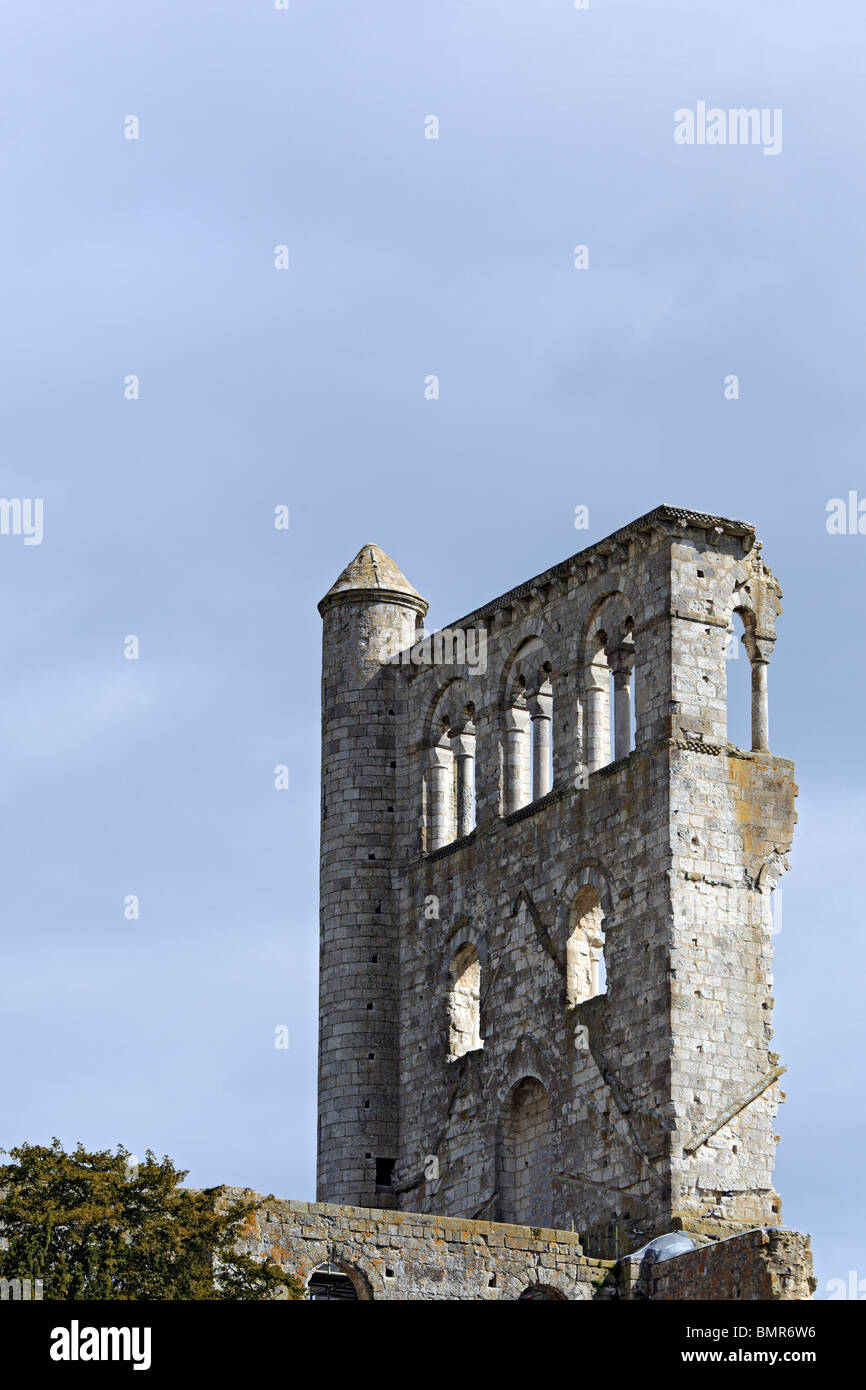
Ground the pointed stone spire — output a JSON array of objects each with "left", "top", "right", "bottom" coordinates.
[{"left": 318, "top": 543, "right": 428, "bottom": 617}]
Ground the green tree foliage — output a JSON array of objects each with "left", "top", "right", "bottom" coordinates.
[{"left": 0, "top": 1140, "right": 304, "bottom": 1300}]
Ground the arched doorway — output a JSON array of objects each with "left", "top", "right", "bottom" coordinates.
[
  {"left": 306, "top": 1262, "right": 360, "bottom": 1301},
  {"left": 497, "top": 1076, "right": 553, "bottom": 1227}
]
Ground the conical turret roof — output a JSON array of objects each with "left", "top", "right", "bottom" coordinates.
[{"left": 318, "top": 544, "right": 428, "bottom": 615}]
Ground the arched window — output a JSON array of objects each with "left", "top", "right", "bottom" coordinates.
[
  {"left": 504, "top": 640, "right": 555, "bottom": 812},
  {"left": 497, "top": 1076, "right": 553, "bottom": 1227},
  {"left": 608, "top": 619, "right": 635, "bottom": 760},
  {"left": 307, "top": 1262, "right": 360, "bottom": 1301},
  {"left": 566, "top": 886, "right": 606, "bottom": 1005},
  {"left": 517, "top": 1284, "right": 567, "bottom": 1300},
  {"left": 584, "top": 614, "right": 635, "bottom": 770},
  {"left": 426, "top": 699, "right": 477, "bottom": 851},
  {"left": 447, "top": 942, "right": 483, "bottom": 1059}
]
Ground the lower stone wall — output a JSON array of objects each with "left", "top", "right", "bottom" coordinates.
[
  {"left": 223, "top": 1191, "right": 813, "bottom": 1301},
  {"left": 620, "top": 1228, "right": 815, "bottom": 1301},
  {"left": 222, "top": 1190, "right": 612, "bottom": 1300}
]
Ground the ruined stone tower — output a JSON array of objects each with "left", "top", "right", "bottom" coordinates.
[
  {"left": 317, "top": 545, "right": 428, "bottom": 1208},
  {"left": 316, "top": 506, "right": 796, "bottom": 1257}
]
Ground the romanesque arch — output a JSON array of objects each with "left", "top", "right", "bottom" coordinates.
[
  {"left": 580, "top": 591, "right": 636, "bottom": 769},
  {"left": 423, "top": 678, "right": 477, "bottom": 850},
  {"left": 496, "top": 1076, "right": 554, "bottom": 1227},
  {"left": 498, "top": 634, "right": 557, "bottom": 812},
  {"left": 306, "top": 1259, "right": 372, "bottom": 1301}
]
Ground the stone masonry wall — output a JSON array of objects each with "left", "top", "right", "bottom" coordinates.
[
  {"left": 223, "top": 1193, "right": 813, "bottom": 1301},
  {"left": 224, "top": 1191, "right": 609, "bottom": 1300}
]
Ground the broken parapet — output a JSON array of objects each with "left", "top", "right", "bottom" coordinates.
[{"left": 617, "top": 1227, "right": 815, "bottom": 1301}]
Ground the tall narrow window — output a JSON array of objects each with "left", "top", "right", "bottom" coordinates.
[
  {"left": 726, "top": 611, "right": 750, "bottom": 751},
  {"left": 447, "top": 943, "right": 483, "bottom": 1059},
  {"left": 607, "top": 622, "right": 635, "bottom": 761},
  {"left": 528, "top": 670, "right": 554, "bottom": 800},
  {"left": 566, "top": 886, "right": 606, "bottom": 1005}
]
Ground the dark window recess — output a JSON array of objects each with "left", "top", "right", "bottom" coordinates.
[{"left": 376, "top": 1157, "right": 396, "bottom": 1188}]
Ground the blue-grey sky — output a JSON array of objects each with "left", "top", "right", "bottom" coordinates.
[{"left": 1, "top": 1, "right": 863, "bottom": 1298}]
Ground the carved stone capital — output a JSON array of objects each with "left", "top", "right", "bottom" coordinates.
[{"left": 504, "top": 706, "right": 530, "bottom": 733}]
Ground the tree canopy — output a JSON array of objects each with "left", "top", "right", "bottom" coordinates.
[{"left": 0, "top": 1139, "right": 304, "bottom": 1300}]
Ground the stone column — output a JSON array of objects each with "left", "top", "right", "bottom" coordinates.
[
  {"left": 607, "top": 639, "right": 636, "bottom": 762},
  {"left": 529, "top": 688, "right": 553, "bottom": 800},
  {"left": 471, "top": 704, "right": 499, "bottom": 824},
  {"left": 583, "top": 682, "right": 607, "bottom": 772},
  {"left": 452, "top": 721, "right": 476, "bottom": 837},
  {"left": 428, "top": 739, "right": 453, "bottom": 850},
  {"left": 504, "top": 705, "right": 531, "bottom": 813},
  {"left": 743, "top": 632, "right": 773, "bottom": 754},
  {"left": 588, "top": 918, "right": 605, "bottom": 997},
  {"left": 751, "top": 661, "right": 769, "bottom": 752},
  {"left": 583, "top": 659, "right": 613, "bottom": 772}
]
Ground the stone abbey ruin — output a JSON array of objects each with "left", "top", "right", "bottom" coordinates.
[{"left": 234, "top": 504, "right": 813, "bottom": 1299}]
